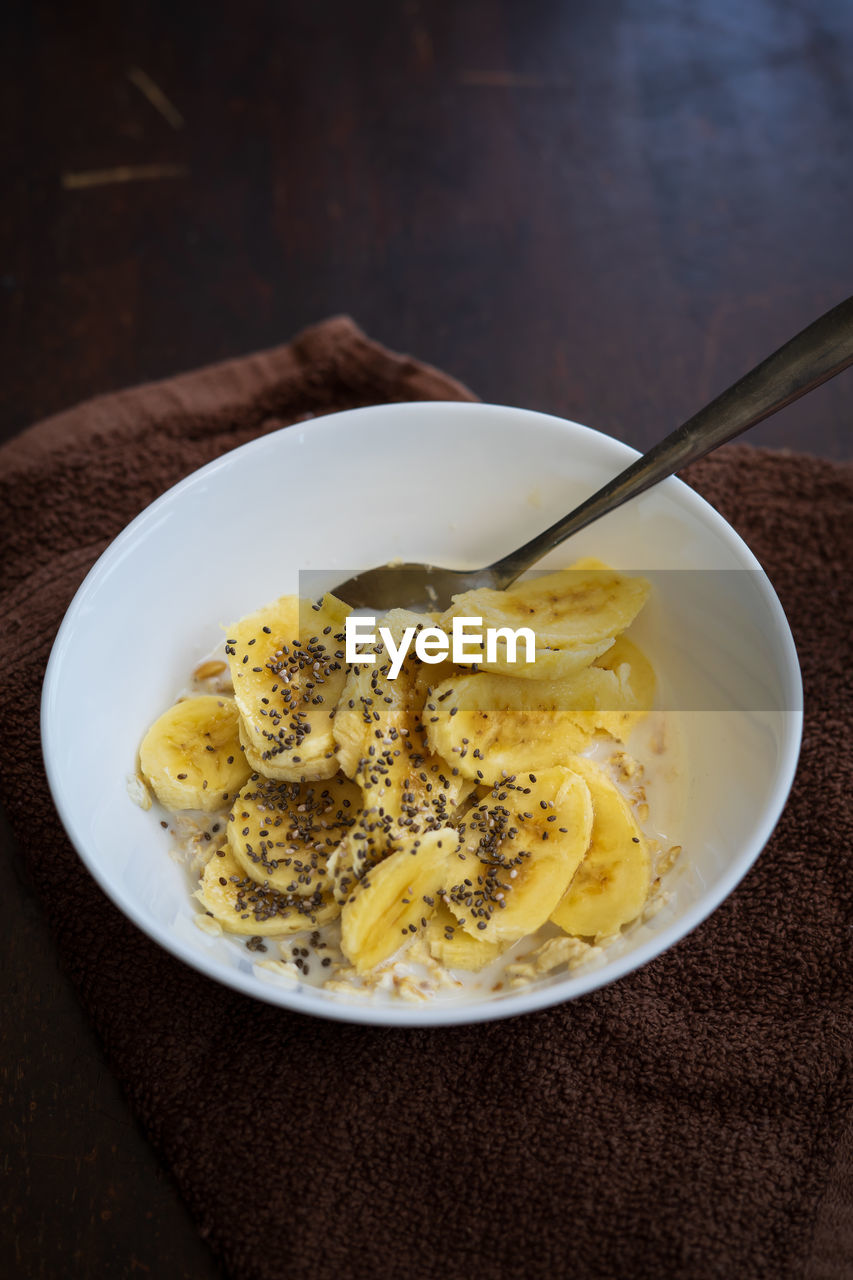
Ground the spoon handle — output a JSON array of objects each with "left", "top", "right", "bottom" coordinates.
[{"left": 489, "top": 294, "right": 853, "bottom": 587}]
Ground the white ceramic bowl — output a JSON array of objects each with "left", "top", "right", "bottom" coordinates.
[{"left": 41, "top": 403, "right": 802, "bottom": 1025}]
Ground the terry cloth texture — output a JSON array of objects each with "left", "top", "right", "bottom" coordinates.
[{"left": 0, "top": 316, "right": 850, "bottom": 1280}]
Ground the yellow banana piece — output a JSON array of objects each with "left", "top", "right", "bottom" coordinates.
[
  {"left": 327, "top": 775, "right": 477, "bottom": 908},
  {"left": 550, "top": 756, "right": 650, "bottom": 938},
  {"left": 227, "top": 772, "right": 361, "bottom": 896},
  {"left": 139, "top": 695, "right": 251, "bottom": 813},
  {"left": 590, "top": 636, "right": 655, "bottom": 740},
  {"left": 427, "top": 903, "right": 506, "bottom": 971},
  {"left": 226, "top": 592, "right": 351, "bottom": 782},
  {"left": 425, "top": 668, "right": 620, "bottom": 783},
  {"left": 440, "top": 560, "right": 649, "bottom": 679},
  {"left": 340, "top": 826, "right": 460, "bottom": 972},
  {"left": 446, "top": 766, "right": 593, "bottom": 943},
  {"left": 198, "top": 846, "right": 341, "bottom": 935},
  {"left": 426, "top": 633, "right": 656, "bottom": 783},
  {"left": 333, "top": 608, "right": 469, "bottom": 829}
]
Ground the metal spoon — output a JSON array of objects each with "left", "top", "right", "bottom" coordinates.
[{"left": 332, "top": 295, "right": 853, "bottom": 610}]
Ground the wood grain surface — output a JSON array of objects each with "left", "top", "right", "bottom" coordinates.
[{"left": 1, "top": 1, "right": 851, "bottom": 1276}]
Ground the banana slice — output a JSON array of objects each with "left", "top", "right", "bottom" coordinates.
[
  {"left": 327, "top": 770, "right": 478, "bottom": 908},
  {"left": 198, "top": 847, "right": 340, "bottom": 935},
  {"left": 440, "top": 560, "right": 649, "bottom": 679},
  {"left": 591, "top": 636, "right": 655, "bottom": 740},
  {"left": 550, "top": 756, "right": 650, "bottom": 938},
  {"left": 227, "top": 772, "right": 361, "bottom": 896},
  {"left": 334, "top": 609, "right": 469, "bottom": 830},
  {"left": 427, "top": 903, "right": 507, "bottom": 971},
  {"left": 226, "top": 593, "right": 350, "bottom": 782},
  {"left": 446, "top": 766, "right": 593, "bottom": 943},
  {"left": 425, "top": 667, "right": 632, "bottom": 783},
  {"left": 425, "top": 633, "right": 656, "bottom": 782},
  {"left": 139, "top": 695, "right": 251, "bottom": 813},
  {"left": 341, "top": 826, "right": 461, "bottom": 972}
]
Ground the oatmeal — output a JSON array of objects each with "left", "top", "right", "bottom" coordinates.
[{"left": 135, "top": 563, "right": 684, "bottom": 1003}]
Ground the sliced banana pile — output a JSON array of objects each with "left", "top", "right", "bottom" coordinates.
[{"left": 138, "top": 561, "right": 672, "bottom": 986}]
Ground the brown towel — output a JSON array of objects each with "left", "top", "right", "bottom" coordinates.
[{"left": 1, "top": 317, "right": 850, "bottom": 1280}]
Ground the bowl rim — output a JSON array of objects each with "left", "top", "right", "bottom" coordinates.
[{"left": 41, "top": 401, "right": 803, "bottom": 1026}]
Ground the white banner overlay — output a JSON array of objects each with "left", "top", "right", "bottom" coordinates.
[{"left": 345, "top": 615, "right": 536, "bottom": 678}]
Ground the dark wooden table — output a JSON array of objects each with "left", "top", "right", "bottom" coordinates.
[{"left": 2, "top": 1, "right": 851, "bottom": 1275}]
